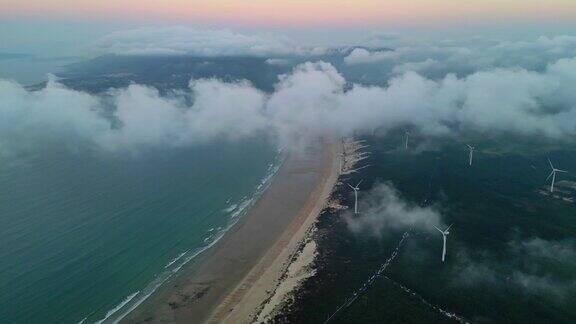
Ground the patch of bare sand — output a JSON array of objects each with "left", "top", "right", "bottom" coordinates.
[
  {"left": 122, "top": 138, "right": 335, "bottom": 324},
  {"left": 216, "top": 138, "right": 341, "bottom": 323},
  {"left": 227, "top": 137, "right": 369, "bottom": 323},
  {"left": 256, "top": 237, "right": 317, "bottom": 323}
]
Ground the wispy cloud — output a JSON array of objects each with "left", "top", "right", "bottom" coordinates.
[
  {"left": 90, "top": 27, "right": 326, "bottom": 57},
  {"left": 452, "top": 237, "right": 576, "bottom": 300},
  {"left": 344, "top": 48, "right": 398, "bottom": 65},
  {"left": 3, "top": 34, "right": 576, "bottom": 155},
  {"left": 344, "top": 183, "right": 444, "bottom": 237}
]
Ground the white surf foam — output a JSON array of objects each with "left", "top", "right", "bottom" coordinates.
[
  {"left": 164, "top": 251, "right": 188, "bottom": 269},
  {"left": 95, "top": 291, "right": 139, "bottom": 324},
  {"left": 223, "top": 203, "right": 238, "bottom": 213}
]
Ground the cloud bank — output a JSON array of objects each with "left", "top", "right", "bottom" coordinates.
[
  {"left": 344, "top": 48, "right": 398, "bottom": 65},
  {"left": 344, "top": 35, "right": 576, "bottom": 79},
  {"left": 0, "top": 76, "right": 269, "bottom": 154},
  {"left": 266, "top": 57, "right": 576, "bottom": 140},
  {"left": 91, "top": 26, "right": 326, "bottom": 57},
  {"left": 3, "top": 48, "right": 576, "bottom": 154}
]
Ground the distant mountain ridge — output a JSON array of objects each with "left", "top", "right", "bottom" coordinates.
[{"left": 30, "top": 46, "right": 395, "bottom": 93}]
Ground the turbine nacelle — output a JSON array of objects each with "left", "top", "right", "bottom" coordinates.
[
  {"left": 347, "top": 179, "right": 363, "bottom": 191},
  {"left": 434, "top": 224, "right": 453, "bottom": 236}
]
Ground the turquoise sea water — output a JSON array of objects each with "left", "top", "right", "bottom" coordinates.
[{"left": 0, "top": 138, "right": 279, "bottom": 323}]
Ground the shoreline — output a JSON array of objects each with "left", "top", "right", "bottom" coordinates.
[
  {"left": 122, "top": 137, "right": 340, "bottom": 323},
  {"left": 245, "top": 137, "right": 370, "bottom": 322},
  {"left": 219, "top": 138, "right": 341, "bottom": 323}
]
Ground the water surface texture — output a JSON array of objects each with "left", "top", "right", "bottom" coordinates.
[{"left": 0, "top": 138, "right": 278, "bottom": 323}]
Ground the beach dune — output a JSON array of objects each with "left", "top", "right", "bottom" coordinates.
[{"left": 123, "top": 137, "right": 340, "bottom": 323}]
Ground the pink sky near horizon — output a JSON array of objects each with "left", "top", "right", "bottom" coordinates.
[{"left": 2, "top": 0, "right": 576, "bottom": 26}]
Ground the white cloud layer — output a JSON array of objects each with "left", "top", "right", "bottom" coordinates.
[
  {"left": 0, "top": 76, "right": 269, "bottom": 154},
  {"left": 266, "top": 57, "right": 576, "bottom": 141},
  {"left": 91, "top": 26, "right": 326, "bottom": 57},
  {"left": 347, "top": 35, "right": 576, "bottom": 77},
  {"left": 344, "top": 48, "right": 398, "bottom": 65},
  {"left": 3, "top": 52, "right": 576, "bottom": 154}
]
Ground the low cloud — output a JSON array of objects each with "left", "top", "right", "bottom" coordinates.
[
  {"left": 91, "top": 26, "right": 326, "bottom": 57},
  {"left": 391, "top": 58, "right": 441, "bottom": 75},
  {"left": 509, "top": 237, "right": 576, "bottom": 265},
  {"left": 347, "top": 35, "right": 576, "bottom": 79},
  {"left": 362, "top": 32, "right": 402, "bottom": 48},
  {"left": 3, "top": 51, "right": 576, "bottom": 154},
  {"left": 265, "top": 58, "right": 291, "bottom": 66},
  {"left": 344, "top": 183, "right": 444, "bottom": 237},
  {"left": 512, "top": 272, "right": 576, "bottom": 299},
  {"left": 344, "top": 48, "right": 398, "bottom": 65},
  {"left": 0, "top": 76, "right": 269, "bottom": 154},
  {"left": 453, "top": 237, "right": 576, "bottom": 300},
  {"left": 269, "top": 57, "right": 576, "bottom": 141}
]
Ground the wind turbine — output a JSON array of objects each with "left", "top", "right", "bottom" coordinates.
[
  {"left": 547, "top": 158, "right": 567, "bottom": 193},
  {"left": 404, "top": 131, "right": 411, "bottom": 150},
  {"left": 433, "top": 224, "right": 453, "bottom": 262},
  {"left": 467, "top": 144, "right": 475, "bottom": 166},
  {"left": 347, "top": 180, "right": 363, "bottom": 214}
]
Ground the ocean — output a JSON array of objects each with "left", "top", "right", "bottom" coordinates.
[
  {"left": 280, "top": 133, "right": 576, "bottom": 323},
  {"left": 0, "top": 138, "right": 280, "bottom": 323}
]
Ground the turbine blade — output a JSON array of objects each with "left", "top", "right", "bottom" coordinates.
[
  {"left": 557, "top": 169, "right": 568, "bottom": 173},
  {"left": 548, "top": 158, "right": 554, "bottom": 170},
  {"left": 356, "top": 179, "right": 363, "bottom": 187},
  {"left": 433, "top": 225, "right": 444, "bottom": 234},
  {"left": 546, "top": 171, "right": 554, "bottom": 181},
  {"left": 446, "top": 223, "right": 454, "bottom": 232},
  {"left": 347, "top": 183, "right": 355, "bottom": 189}
]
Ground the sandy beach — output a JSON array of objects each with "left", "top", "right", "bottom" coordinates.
[{"left": 122, "top": 137, "right": 341, "bottom": 323}]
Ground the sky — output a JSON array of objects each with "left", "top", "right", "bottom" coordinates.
[
  {"left": 2, "top": 0, "right": 576, "bottom": 27},
  {"left": 2, "top": 0, "right": 576, "bottom": 58},
  {"left": 2, "top": 0, "right": 576, "bottom": 146}
]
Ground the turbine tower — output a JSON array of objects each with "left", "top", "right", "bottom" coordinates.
[
  {"left": 467, "top": 144, "right": 475, "bottom": 166},
  {"left": 547, "top": 158, "right": 567, "bottom": 193},
  {"left": 433, "top": 224, "right": 453, "bottom": 262},
  {"left": 347, "top": 180, "right": 363, "bottom": 214},
  {"left": 405, "top": 131, "right": 411, "bottom": 150}
]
